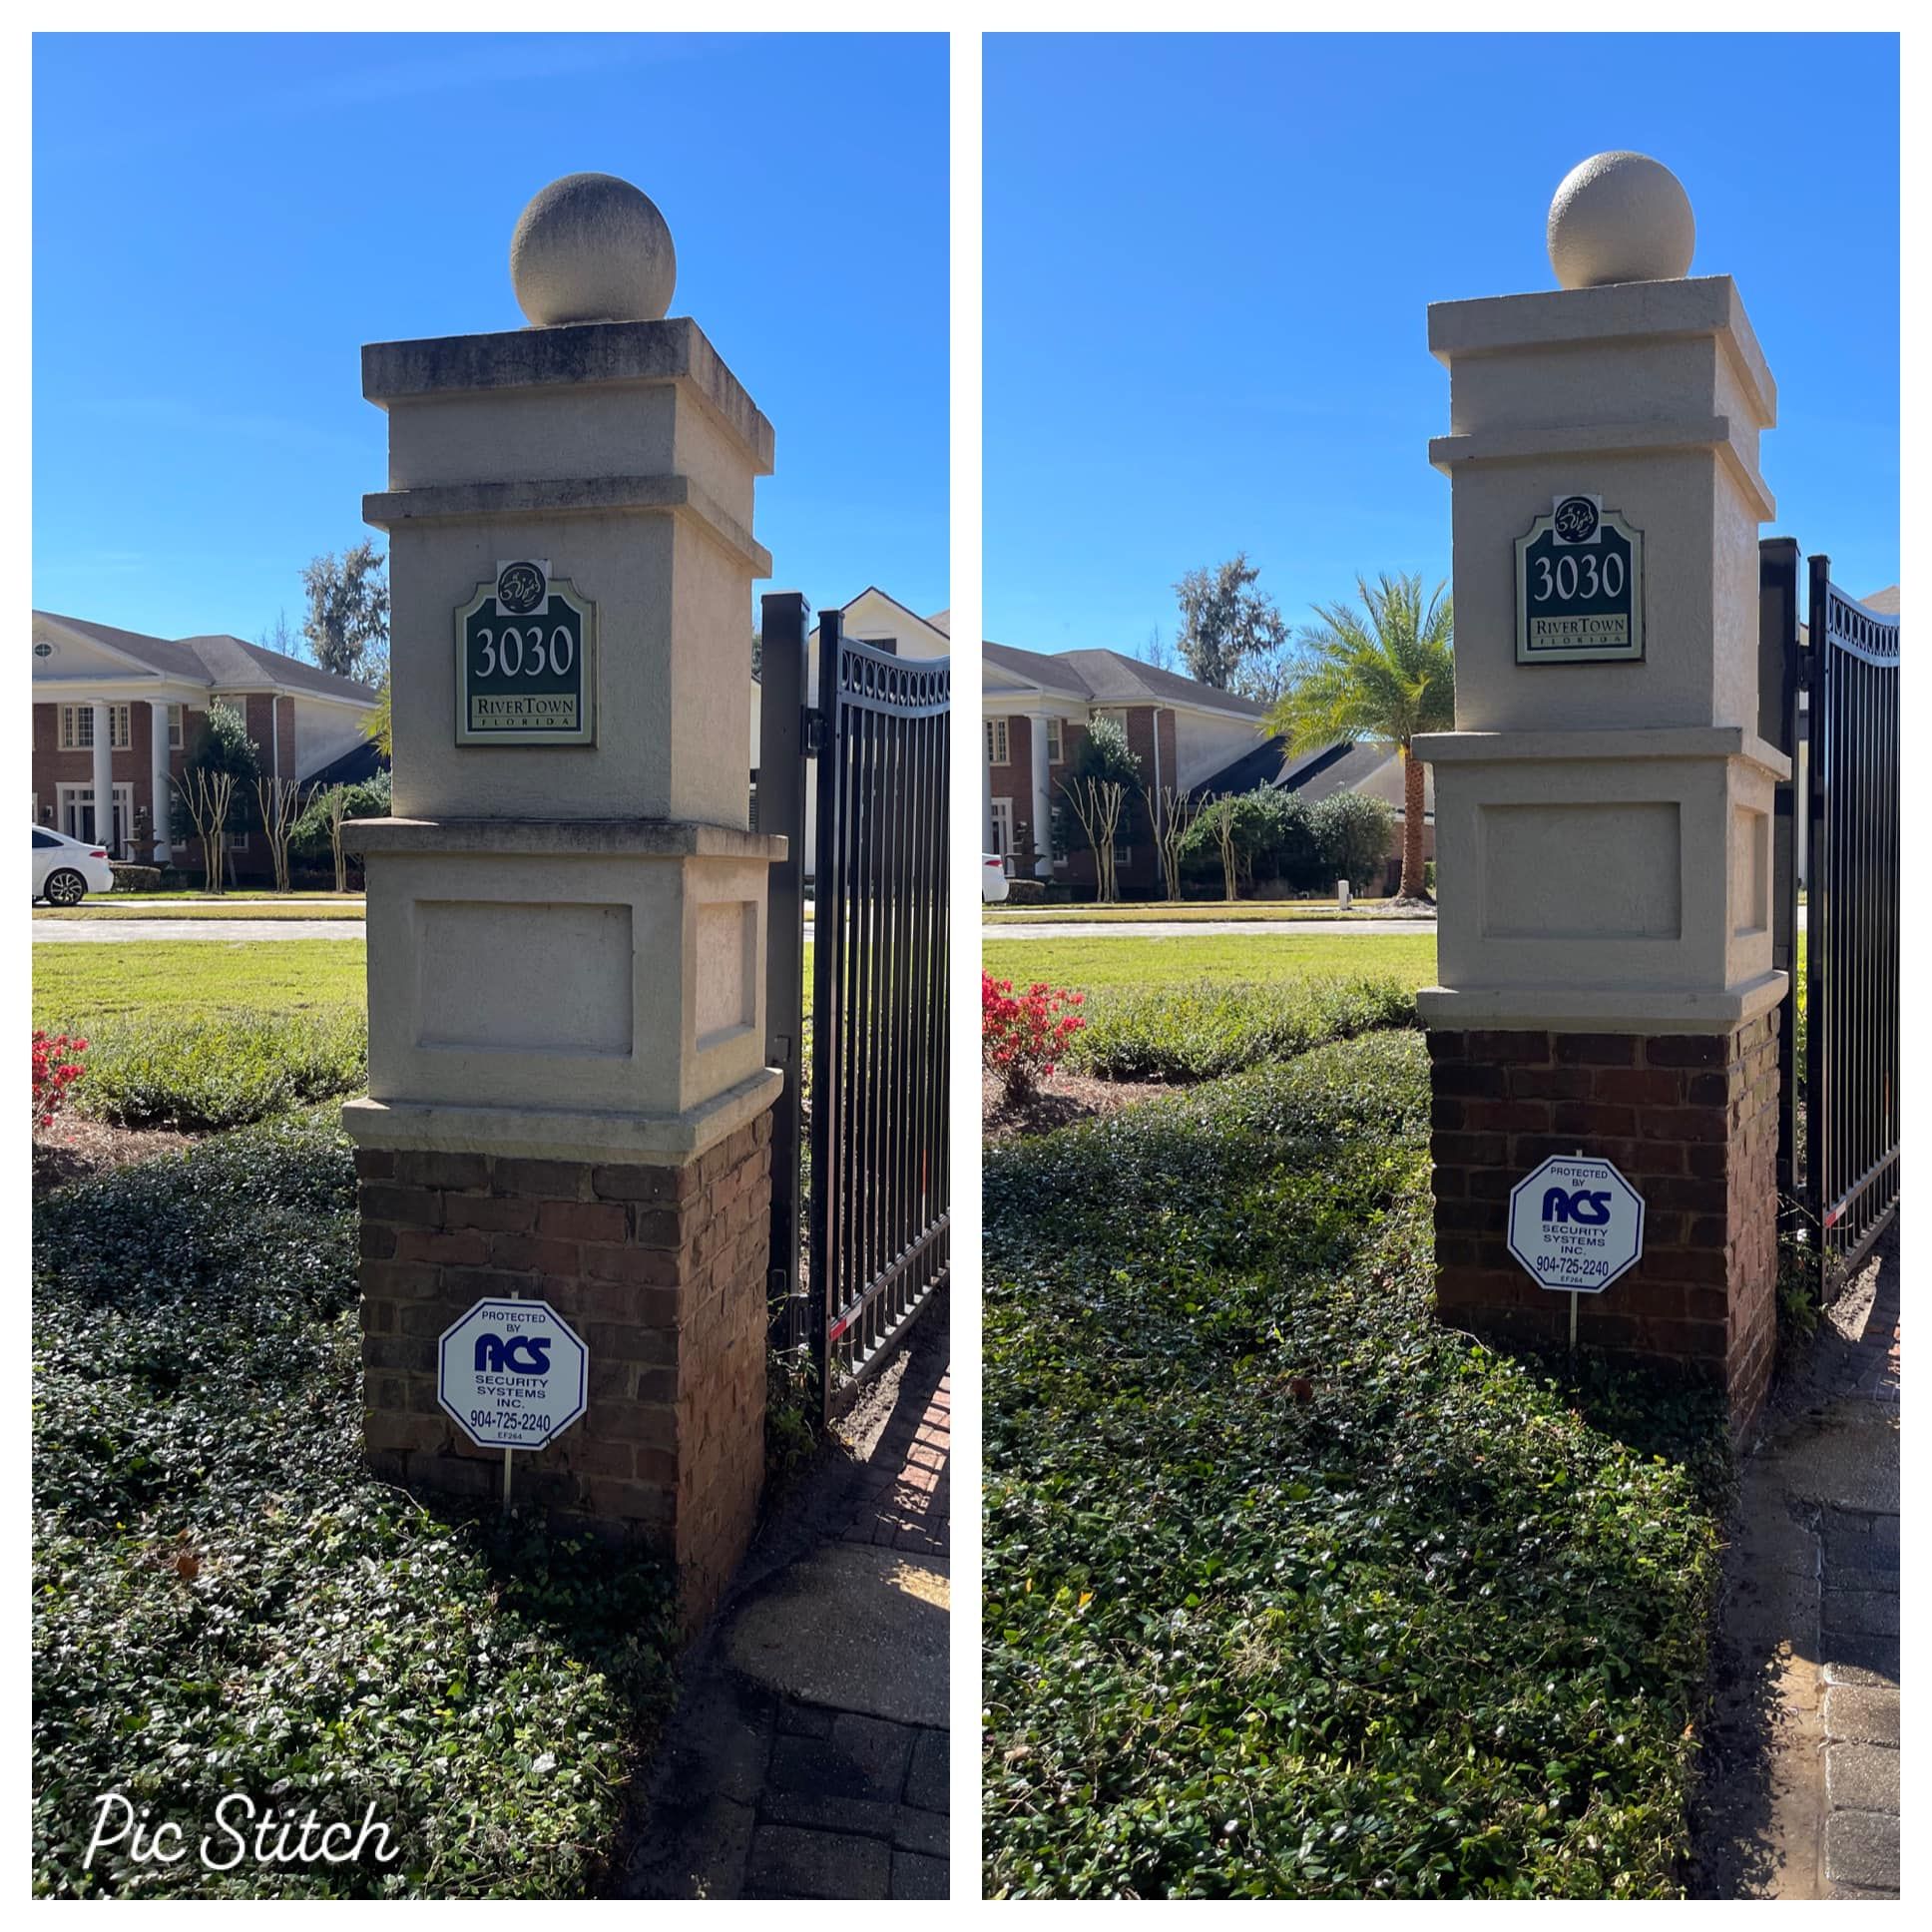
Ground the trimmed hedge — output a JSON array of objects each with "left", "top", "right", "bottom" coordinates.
[
  {"left": 1068, "top": 974, "right": 1417, "bottom": 1083},
  {"left": 984, "top": 1034, "right": 1730, "bottom": 1899},
  {"left": 69, "top": 1007, "right": 368, "bottom": 1131},
  {"left": 109, "top": 864, "right": 164, "bottom": 893},
  {"left": 33, "top": 1112, "right": 680, "bottom": 1897}
]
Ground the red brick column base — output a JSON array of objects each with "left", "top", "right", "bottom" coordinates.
[
  {"left": 1429, "top": 1012, "right": 1778, "bottom": 1431},
  {"left": 355, "top": 1109, "right": 773, "bottom": 1629}
]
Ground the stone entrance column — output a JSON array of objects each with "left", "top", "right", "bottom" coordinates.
[
  {"left": 344, "top": 175, "right": 784, "bottom": 1625},
  {"left": 1419, "top": 154, "right": 1789, "bottom": 1429}
]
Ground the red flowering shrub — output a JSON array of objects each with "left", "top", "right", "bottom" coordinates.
[
  {"left": 32, "top": 1031, "right": 88, "bottom": 1135},
  {"left": 982, "top": 974, "right": 1085, "bottom": 1103}
]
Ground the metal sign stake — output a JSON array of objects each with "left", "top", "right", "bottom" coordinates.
[
  {"left": 503, "top": 1287, "right": 518, "bottom": 1521},
  {"left": 1569, "top": 1150, "right": 1583, "bottom": 1354}
]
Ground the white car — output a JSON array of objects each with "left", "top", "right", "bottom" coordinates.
[
  {"left": 982, "top": 852, "right": 1010, "bottom": 903},
  {"left": 32, "top": 826, "right": 116, "bottom": 906}
]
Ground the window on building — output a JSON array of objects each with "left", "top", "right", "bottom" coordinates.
[
  {"left": 986, "top": 718, "right": 1010, "bottom": 765},
  {"left": 168, "top": 705, "right": 185, "bottom": 749},
  {"left": 58, "top": 705, "right": 132, "bottom": 750},
  {"left": 1046, "top": 718, "right": 1064, "bottom": 762}
]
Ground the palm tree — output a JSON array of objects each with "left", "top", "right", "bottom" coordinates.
[{"left": 1266, "top": 573, "right": 1454, "bottom": 902}]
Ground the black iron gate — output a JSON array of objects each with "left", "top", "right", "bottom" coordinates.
[
  {"left": 1770, "top": 550, "right": 1900, "bottom": 1286},
  {"left": 760, "top": 593, "right": 950, "bottom": 1417}
]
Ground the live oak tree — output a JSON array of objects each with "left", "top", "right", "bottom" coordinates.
[
  {"left": 301, "top": 541, "right": 391, "bottom": 682},
  {"left": 1267, "top": 573, "right": 1455, "bottom": 902},
  {"left": 1060, "top": 714, "right": 1141, "bottom": 903},
  {"left": 1173, "top": 552, "right": 1290, "bottom": 697}
]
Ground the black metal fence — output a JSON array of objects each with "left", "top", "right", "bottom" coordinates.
[
  {"left": 1802, "top": 559, "right": 1900, "bottom": 1277},
  {"left": 761, "top": 595, "right": 950, "bottom": 1417}
]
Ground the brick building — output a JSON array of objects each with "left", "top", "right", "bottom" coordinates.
[
  {"left": 982, "top": 643, "right": 1268, "bottom": 895},
  {"left": 982, "top": 640, "right": 1433, "bottom": 897},
  {"left": 31, "top": 610, "right": 380, "bottom": 879}
]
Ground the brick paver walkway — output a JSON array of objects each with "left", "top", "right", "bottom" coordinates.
[
  {"left": 1816, "top": 1310, "right": 1898, "bottom": 1898},
  {"left": 1694, "top": 1230, "right": 1898, "bottom": 1898},
  {"left": 841, "top": 1372, "right": 950, "bottom": 1559},
  {"left": 741, "top": 1368, "right": 951, "bottom": 1899},
  {"left": 625, "top": 1323, "right": 950, "bottom": 1900}
]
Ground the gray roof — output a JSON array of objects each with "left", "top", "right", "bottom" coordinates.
[
  {"left": 1863, "top": 585, "right": 1899, "bottom": 615},
  {"left": 983, "top": 640, "right": 1265, "bottom": 719},
  {"left": 34, "top": 610, "right": 379, "bottom": 704}
]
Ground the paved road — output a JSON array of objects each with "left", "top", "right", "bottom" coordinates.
[
  {"left": 986, "top": 906, "right": 1809, "bottom": 942},
  {"left": 33, "top": 918, "right": 370, "bottom": 943},
  {"left": 35, "top": 918, "right": 821, "bottom": 945},
  {"left": 983, "top": 918, "right": 1441, "bottom": 940}
]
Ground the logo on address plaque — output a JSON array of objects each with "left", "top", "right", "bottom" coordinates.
[
  {"left": 1515, "top": 493, "right": 1646, "bottom": 667},
  {"left": 455, "top": 558, "right": 597, "bottom": 745}
]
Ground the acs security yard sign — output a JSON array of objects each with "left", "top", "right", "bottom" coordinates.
[
  {"left": 438, "top": 1298, "right": 589, "bottom": 1450},
  {"left": 1507, "top": 1155, "right": 1646, "bottom": 1294}
]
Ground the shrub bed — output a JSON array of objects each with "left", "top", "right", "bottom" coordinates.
[
  {"left": 66, "top": 1007, "right": 368, "bottom": 1131},
  {"left": 983, "top": 1033, "right": 1729, "bottom": 1899},
  {"left": 33, "top": 1112, "right": 680, "bottom": 1898},
  {"left": 1068, "top": 974, "right": 1416, "bottom": 1083},
  {"left": 109, "top": 863, "right": 164, "bottom": 893}
]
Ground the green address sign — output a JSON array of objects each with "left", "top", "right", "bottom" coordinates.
[
  {"left": 1515, "top": 495, "right": 1646, "bottom": 666},
  {"left": 455, "top": 560, "right": 597, "bottom": 745}
]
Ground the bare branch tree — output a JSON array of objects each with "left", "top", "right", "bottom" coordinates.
[
  {"left": 176, "top": 768, "right": 238, "bottom": 896},
  {"left": 1060, "top": 773, "right": 1130, "bottom": 902},
  {"left": 321, "top": 784, "right": 353, "bottom": 893},
  {"left": 1144, "top": 780, "right": 1204, "bottom": 903},
  {"left": 254, "top": 776, "right": 307, "bottom": 894}
]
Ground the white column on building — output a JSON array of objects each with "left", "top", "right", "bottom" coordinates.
[
  {"left": 1027, "top": 711, "right": 1053, "bottom": 877},
  {"left": 90, "top": 701, "right": 114, "bottom": 856},
  {"left": 149, "top": 699, "right": 172, "bottom": 862},
  {"left": 982, "top": 721, "right": 996, "bottom": 851}
]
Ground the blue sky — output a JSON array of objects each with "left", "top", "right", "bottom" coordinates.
[
  {"left": 985, "top": 32, "right": 1900, "bottom": 657},
  {"left": 34, "top": 32, "right": 949, "bottom": 647}
]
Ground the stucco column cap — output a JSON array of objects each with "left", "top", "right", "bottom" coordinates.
[
  {"left": 1426, "top": 274, "right": 1775, "bottom": 429},
  {"left": 341, "top": 1066, "right": 783, "bottom": 1169},
  {"left": 361, "top": 314, "right": 773, "bottom": 475},
  {"left": 343, "top": 815, "right": 786, "bottom": 862},
  {"left": 1413, "top": 724, "right": 1790, "bottom": 783}
]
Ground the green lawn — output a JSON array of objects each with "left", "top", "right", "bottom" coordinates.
[
  {"left": 984, "top": 932, "right": 1438, "bottom": 994},
  {"left": 33, "top": 939, "right": 368, "bottom": 1027},
  {"left": 985, "top": 901, "right": 1406, "bottom": 925}
]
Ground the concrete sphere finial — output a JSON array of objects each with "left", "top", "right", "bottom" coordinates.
[
  {"left": 510, "top": 173, "right": 677, "bottom": 326},
  {"left": 1547, "top": 152, "right": 1695, "bottom": 289}
]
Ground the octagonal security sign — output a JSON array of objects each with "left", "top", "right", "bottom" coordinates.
[
  {"left": 1507, "top": 1155, "right": 1645, "bottom": 1294},
  {"left": 438, "top": 1298, "right": 589, "bottom": 1450}
]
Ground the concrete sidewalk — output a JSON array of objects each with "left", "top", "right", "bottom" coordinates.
[
  {"left": 623, "top": 1303, "right": 950, "bottom": 1899},
  {"left": 1694, "top": 1226, "right": 1899, "bottom": 1898}
]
